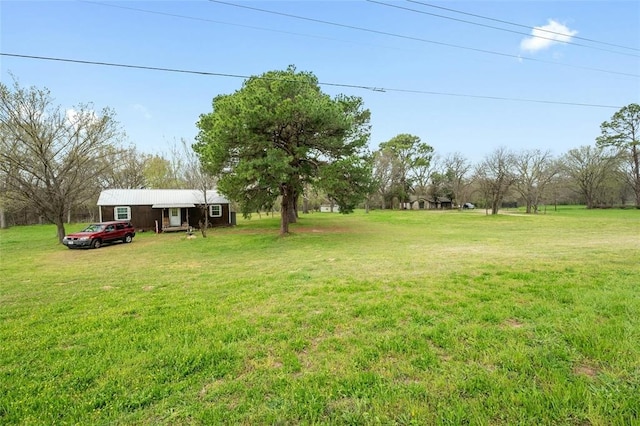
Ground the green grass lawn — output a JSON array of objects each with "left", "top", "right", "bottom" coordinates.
[{"left": 1, "top": 207, "right": 639, "bottom": 425}]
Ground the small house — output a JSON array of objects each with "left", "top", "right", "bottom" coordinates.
[
  {"left": 427, "top": 197, "right": 453, "bottom": 210},
  {"left": 97, "top": 189, "right": 234, "bottom": 232},
  {"left": 409, "top": 196, "right": 453, "bottom": 210},
  {"left": 320, "top": 204, "right": 340, "bottom": 213}
]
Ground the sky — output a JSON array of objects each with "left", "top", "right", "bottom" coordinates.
[{"left": 1, "top": 0, "right": 639, "bottom": 162}]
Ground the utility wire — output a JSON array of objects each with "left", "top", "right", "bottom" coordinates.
[
  {"left": 207, "top": 0, "right": 638, "bottom": 79},
  {"left": 0, "top": 53, "right": 385, "bottom": 91},
  {"left": 368, "top": 0, "right": 640, "bottom": 58},
  {"left": 407, "top": 0, "right": 640, "bottom": 53},
  {"left": 0, "top": 53, "right": 624, "bottom": 109},
  {"left": 79, "top": 0, "right": 384, "bottom": 49}
]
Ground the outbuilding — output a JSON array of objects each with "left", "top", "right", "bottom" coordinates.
[{"left": 97, "top": 189, "right": 235, "bottom": 232}]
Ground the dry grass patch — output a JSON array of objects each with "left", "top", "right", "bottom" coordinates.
[
  {"left": 504, "top": 318, "right": 525, "bottom": 328},
  {"left": 573, "top": 363, "right": 599, "bottom": 378}
]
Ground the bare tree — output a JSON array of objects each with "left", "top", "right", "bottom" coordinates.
[
  {"left": 561, "top": 145, "right": 622, "bottom": 208},
  {"left": 0, "top": 78, "right": 123, "bottom": 242},
  {"left": 475, "top": 147, "right": 516, "bottom": 215},
  {"left": 443, "top": 152, "right": 472, "bottom": 210},
  {"left": 0, "top": 169, "right": 11, "bottom": 229},
  {"left": 414, "top": 153, "right": 440, "bottom": 207},
  {"left": 180, "top": 138, "right": 217, "bottom": 237},
  {"left": 512, "top": 149, "right": 559, "bottom": 213},
  {"left": 99, "top": 146, "right": 148, "bottom": 189},
  {"left": 372, "top": 148, "right": 402, "bottom": 209}
]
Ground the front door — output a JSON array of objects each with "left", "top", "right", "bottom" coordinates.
[{"left": 169, "top": 208, "right": 181, "bottom": 227}]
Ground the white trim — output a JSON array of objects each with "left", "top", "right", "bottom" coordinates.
[
  {"left": 114, "top": 206, "right": 131, "bottom": 221},
  {"left": 209, "top": 204, "right": 222, "bottom": 217}
]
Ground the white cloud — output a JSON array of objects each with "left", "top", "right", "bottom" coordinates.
[
  {"left": 132, "top": 104, "right": 152, "bottom": 120},
  {"left": 520, "top": 19, "right": 578, "bottom": 53}
]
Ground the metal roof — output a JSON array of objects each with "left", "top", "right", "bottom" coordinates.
[{"left": 97, "top": 189, "right": 229, "bottom": 206}]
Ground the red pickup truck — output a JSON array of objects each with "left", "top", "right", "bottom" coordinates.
[{"left": 62, "top": 221, "right": 136, "bottom": 249}]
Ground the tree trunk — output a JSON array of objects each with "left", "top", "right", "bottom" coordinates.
[
  {"left": 0, "top": 207, "right": 6, "bottom": 229},
  {"left": 632, "top": 145, "right": 640, "bottom": 208},
  {"left": 585, "top": 190, "right": 594, "bottom": 209},
  {"left": 280, "top": 197, "right": 290, "bottom": 235},
  {"left": 280, "top": 184, "right": 291, "bottom": 235},
  {"left": 288, "top": 196, "right": 297, "bottom": 224},
  {"left": 202, "top": 189, "right": 209, "bottom": 238},
  {"left": 54, "top": 216, "right": 66, "bottom": 243},
  {"left": 491, "top": 196, "right": 500, "bottom": 215},
  {"left": 200, "top": 205, "right": 208, "bottom": 238}
]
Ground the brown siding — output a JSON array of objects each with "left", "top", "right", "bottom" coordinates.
[
  {"left": 100, "top": 206, "right": 114, "bottom": 222},
  {"left": 190, "top": 204, "right": 233, "bottom": 227},
  {"left": 101, "top": 205, "right": 162, "bottom": 231},
  {"left": 100, "top": 204, "right": 232, "bottom": 231}
]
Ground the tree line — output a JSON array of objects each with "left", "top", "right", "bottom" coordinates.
[
  {"left": 372, "top": 138, "right": 638, "bottom": 215},
  {"left": 1, "top": 69, "right": 638, "bottom": 239}
]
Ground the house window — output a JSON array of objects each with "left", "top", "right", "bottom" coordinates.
[
  {"left": 209, "top": 204, "right": 222, "bottom": 217},
  {"left": 114, "top": 206, "right": 131, "bottom": 220}
]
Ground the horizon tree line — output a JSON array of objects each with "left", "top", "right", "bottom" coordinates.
[{"left": 1, "top": 72, "right": 637, "bottom": 237}]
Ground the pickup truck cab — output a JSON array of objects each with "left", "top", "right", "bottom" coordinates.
[{"left": 62, "top": 221, "right": 136, "bottom": 249}]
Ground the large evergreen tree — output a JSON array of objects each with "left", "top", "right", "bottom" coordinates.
[{"left": 194, "top": 67, "right": 371, "bottom": 235}]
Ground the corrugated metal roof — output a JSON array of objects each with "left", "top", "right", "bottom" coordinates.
[{"left": 97, "top": 189, "right": 229, "bottom": 206}]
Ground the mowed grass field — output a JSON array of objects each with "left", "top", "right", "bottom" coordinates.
[{"left": 1, "top": 207, "right": 639, "bottom": 425}]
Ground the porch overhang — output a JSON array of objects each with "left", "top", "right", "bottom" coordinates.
[{"left": 152, "top": 203, "right": 195, "bottom": 208}]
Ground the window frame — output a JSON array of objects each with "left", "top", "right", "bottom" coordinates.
[
  {"left": 209, "top": 204, "right": 222, "bottom": 218},
  {"left": 114, "top": 206, "right": 131, "bottom": 221}
]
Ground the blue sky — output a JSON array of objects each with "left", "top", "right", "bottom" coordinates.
[{"left": 2, "top": 1, "right": 639, "bottom": 161}]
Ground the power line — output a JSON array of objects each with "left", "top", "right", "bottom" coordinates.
[
  {"left": 367, "top": 0, "right": 640, "bottom": 58},
  {"left": 1, "top": 53, "right": 624, "bottom": 109},
  {"left": 79, "top": 1, "right": 382, "bottom": 48},
  {"left": 0, "top": 53, "right": 387, "bottom": 91},
  {"left": 406, "top": 0, "right": 640, "bottom": 53},
  {"left": 207, "top": 0, "right": 639, "bottom": 79}
]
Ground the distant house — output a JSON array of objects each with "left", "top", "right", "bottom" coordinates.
[
  {"left": 320, "top": 204, "right": 340, "bottom": 213},
  {"left": 409, "top": 196, "right": 453, "bottom": 210},
  {"left": 427, "top": 197, "right": 453, "bottom": 210},
  {"left": 97, "top": 189, "right": 234, "bottom": 232}
]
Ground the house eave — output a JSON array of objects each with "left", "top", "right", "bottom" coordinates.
[{"left": 151, "top": 203, "right": 196, "bottom": 208}]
